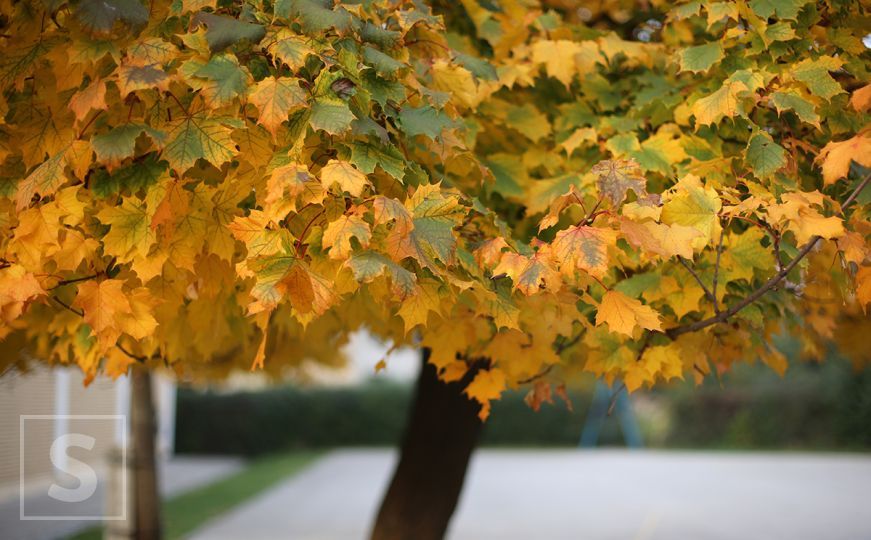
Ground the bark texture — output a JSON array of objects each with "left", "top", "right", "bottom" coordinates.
[
  {"left": 370, "top": 350, "right": 484, "bottom": 540},
  {"left": 130, "top": 368, "right": 162, "bottom": 540}
]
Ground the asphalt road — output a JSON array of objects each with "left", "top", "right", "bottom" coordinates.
[{"left": 189, "top": 449, "right": 871, "bottom": 540}]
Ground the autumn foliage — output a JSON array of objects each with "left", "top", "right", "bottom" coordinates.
[{"left": 1, "top": 0, "right": 870, "bottom": 418}]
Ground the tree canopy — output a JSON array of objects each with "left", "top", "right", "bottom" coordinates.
[{"left": 1, "top": 0, "right": 869, "bottom": 417}]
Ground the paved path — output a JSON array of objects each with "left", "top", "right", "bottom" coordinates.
[
  {"left": 190, "top": 449, "right": 871, "bottom": 540},
  {"left": 0, "top": 456, "right": 243, "bottom": 540}
]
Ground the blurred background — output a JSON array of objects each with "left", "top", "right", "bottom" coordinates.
[{"left": 2, "top": 331, "right": 871, "bottom": 539}]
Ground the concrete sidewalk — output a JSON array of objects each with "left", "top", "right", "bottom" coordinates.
[
  {"left": 189, "top": 449, "right": 871, "bottom": 540},
  {"left": 0, "top": 456, "right": 244, "bottom": 540}
]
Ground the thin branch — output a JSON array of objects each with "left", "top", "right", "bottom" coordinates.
[
  {"left": 48, "top": 273, "right": 101, "bottom": 290},
  {"left": 677, "top": 256, "right": 716, "bottom": 305},
  {"left": 51, "top": 295, "right": 84, "bottom": 317},
  {"left": 517, "top": 364, "right": 555, "bottom": 385},
  {"left": 556, "top": 333, "right": 583, "bottom": 354},
  {"left": 519, "top": 330, "right": 587, "bottom": 384},
  {"left": 667, "top": 171, "right": 871, "bottom": 340},
  {"left": 711, "top": 228, "right": 725, "bottom": 314},
  {"left": 295, "top": 209, "right": 325, "bottom": 257},
  {"left": 116, "top": 342, "right": 149, "bottom": 363},
  {"left": 582, "top": 197, "right": 603, "bottom": 225},
  {"left": 76, "top": 110, "right": 104, "bottom": 139}
]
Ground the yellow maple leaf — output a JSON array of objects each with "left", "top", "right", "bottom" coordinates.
[
  {"left": 10, "top": 204, "right": 64, "bottom": 269},
  {"left": 473, "top": 237, "right": 509, "bottom": 268},
  {"left": 557, "top": 128, "right": 594, "bottom": 158},
  {"left": 816, "top": 134, "right": 871, "bottom": 185},
  {"left": 620, "top": 218, "right": 701, "bottom": 260},
  {"left": 595, "top": 290, "right": 662, "bottom": 337},
  {"left": 431, "top": 60, "right": 480, "bottom": 108},
  {"left": 277, "top": 263, "right": 336, "bottom": 317},
  {"left": 322, "top": 214, "right": 372, "bottom": 260},
  {"left": 397, "top": 281, "right": 443, "bottom": 334},
  {"left": 493, "top": 251, "right": 560, "bottom": 295},
  {"left": 372, "top": 196, "right": 412, "bottom": 227},
  {"left": 68, "top": 79, "right": 107, "bottom": 123},
  {"left": 787, "top": 208, "right": 844, "bottom": 244},
  {"left": 465, "top": 367, "right": 507, "bottom": 421},
  {"left": 691, "top": 80, "right": 749, "bottom": 126},
  {"left": 856, "top": 266, "right": 871, "bottom": 312},
  {"left": 116, "top": 63, "right": 170, "bottom": 98},
  {"left": 97, "top": 199, "right": 155, "bottom": 262},
  {"left": 531, "top": 40, "right": 582, "bottom": 87},
  {"left": 115, "top": 287, "right": 159, "bottom": 341},
  {"left": 73, "top": 280, "right": 132, "bottom": 351},
  {"left": 640, "top": 344, "right": 684, "bottom": 382},
  {"left": 421, "top": 318, "right": 475, "bottom": 370},
  {"left": 320, "top": 160, "right": 371, "bottom": 197},
  {"left": 661, "top": 175, "right": 722, "bottom": 250},
  {"left": 850, "top": 84, "right": 871, "bottom": 112},
  {"left": 248, "top": 76, "right": 307, "bottom": 136},
  {"left": 551, "top": 225, "right": 616, "bottom": 278},
  {"left": 0, "top": 265, "right": 44, "bottom": 329}
]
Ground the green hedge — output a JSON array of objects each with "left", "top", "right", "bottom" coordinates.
[
  {"left": 663, "top": 360, "right": 871, "bottom": 450},
  {"left": 174, "top": 382, "right": 623, "bottom": 455},
  {"left": 175, "top": 360, "right": 871, "bottom": 455}
]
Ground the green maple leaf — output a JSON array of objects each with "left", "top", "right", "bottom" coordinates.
[
  {"left": 193, "top": 13, "right": 266, "bottom": 52},
  {"left": 309, "top": 99, "right": 355, "bottom": 135},
  {"left": 770, "top": 90, "right": 820, "bottom": 125},
  {"left": 163, "top": 114, "right": 241, "bottom": 173},
  {"left": 745, "top": 133, "right": 786, "bottom": 180},
  {"left": 92, "top": 124, "right": 166, "bottom": 164},
  {"left": 398, "top": 105, "right": 454, "bottom": 140},
  {"left": 75, "top": 0, "right": 148, "bottom": 33},
  {"left": 792, "top": 57, "right": 844, "bottom": 100},
  {"left": 97, "top": 199, "right": 154, "bottom": 261},
  {"left": 749, "top": 0, "right": 810, "bottom": 20},
  {"left": 677, "top": 42, "right": 723, "bottom": 73},
  {"left": 363, "top": 46, "right": 405, "bottom": 76},
  {"left": 193, "top": 55, "right": 250, "bottom": 106},
  {"left": 345, "top": 251, "right": 417, "bottom": 298},
  {"left": 275, "top": 0, "right": 352, "bottom": 33}
]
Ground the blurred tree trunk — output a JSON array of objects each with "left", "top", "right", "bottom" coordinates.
[
  {"left": 130, "top": 367, "right": 162, "bottom": 540},
  {"left": 370, "top": 350, "right": 483, "bottom": 540}
]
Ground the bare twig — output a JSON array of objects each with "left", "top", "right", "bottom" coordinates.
[
  {"left": 711, "top": 228, "right": 725, "bottom": 314},
  {"left": 51, "top": 295, "right": 84, "bottom": 317},
  {"left": 677, "top": 256, "right": 716, "bottom": 305},
  {"left": 517, "top": 364, "right": 555, "bottom": 385},
  {"left": 48, "top": 273, "right": 101, "bottom": 290},
  {"left": 555, "top": 332, "right": 583, "bottom": 354},
  {"left": 116, "top": 342, "right": 149, "bottom": 363}
]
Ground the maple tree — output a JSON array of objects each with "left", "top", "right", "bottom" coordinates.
[{"left": 1, "top": 0, "right": 870, "bottom": 537}]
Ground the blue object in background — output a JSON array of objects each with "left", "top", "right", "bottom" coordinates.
[{"left": 579, "top": 382, "right": 644, "bottom": 448}]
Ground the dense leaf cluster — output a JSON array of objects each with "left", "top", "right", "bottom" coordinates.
[{"left": 0, "top": 0, "right": 869, "bottom": 416}]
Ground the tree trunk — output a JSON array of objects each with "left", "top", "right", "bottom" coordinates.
[
  {"left": 130, "top": 368, "right": 162, "bottom": 540},
  {"left": 370, "top": 350, "right": 484, "bottom": 540}
]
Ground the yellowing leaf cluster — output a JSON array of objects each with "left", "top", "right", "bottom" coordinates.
[{"left": 0, "top": 0, "right": 870, "bottom": 418}]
